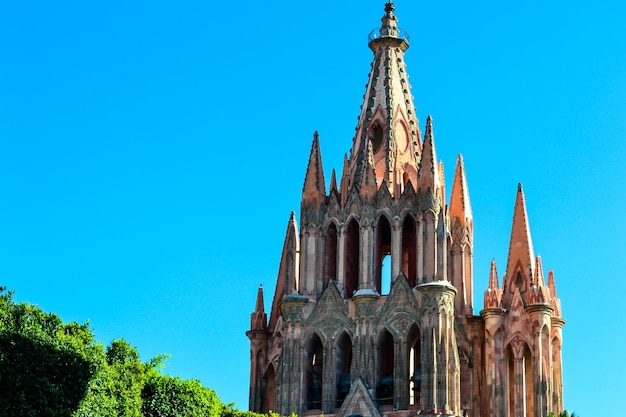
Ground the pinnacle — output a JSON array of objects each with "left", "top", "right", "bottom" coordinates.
[
  {"left": 488, "top": 259, "right": 499, "bottom": 290},
  {"left": 450, "top": 153, "right": 473, "bottom": 228},
  {"left": 302, "top": 131, "right": 326, "bottom": 207},
  {"left": 505, "top": 184, "right": 535, "bottom": 288}
]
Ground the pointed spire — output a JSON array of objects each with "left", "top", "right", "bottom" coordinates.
[
  {"left": 346, "top": 2, "right": 420, "bottom": 198},
  {"left": 450, "top": 154, "right": 473, "bottom": 228},
  {"left": 340, "top": 153, "right": 350, "bottom": 204},
  {"left": 329, "top": 168, "right": 337, "bottom": 192},
  {"left": 547, "top": 269, "right": 563, "bottom": 316},
  {"left": 548, "top": 269, "right": 557, "bottom": 298},
  {"left": 360, "top": 139, "right": 378, "bottom": 200},
  {"left": 250, "top": 284, "right": 267, "bottom": 331},
  {"left": 504, "top": 183, "right": 536, "bottom": 293},
  {"left": 483, "top": 259, "right": 503, "bottom": 309},
  {"left": 417, "top": 116, "right": 441, "bottom": 193},
  {"left": 255, "top": 284, "right": 265, "bottom": 312},
  {"left": 302, "top": 131, "right": 326, "bottom": 208},
  {"left": 268, "top": 212, "right": 300, "bottom": 331},
  {"left": 488, "top": 259, "right": 499, "bottom": 290},
  {"left": 534, "top": 255, "right": 546, "bottom": 287}
]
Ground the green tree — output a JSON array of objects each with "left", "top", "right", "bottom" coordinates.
[
  {"left": 548, "top": 411, "right": 579, "bottom": 417},
  {"left": 0, "top": 288, "right": 294, "bottom": 417},
  {"left": 0, "top": 290, "right": 96, "bottom": 417},
  {"left": 142, "top": 374, "right": 221, "bottom": 417}
]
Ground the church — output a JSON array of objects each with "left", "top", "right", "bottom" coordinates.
[{"left": 246, "top": 3, "right": 565, "bottom": 417}]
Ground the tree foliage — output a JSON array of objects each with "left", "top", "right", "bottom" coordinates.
[
  {"left": 548, "top": 411, "right": 579, "bottom": 417},
  {"left": 0, "top": 289, "right": 271, "bottom": 417}
]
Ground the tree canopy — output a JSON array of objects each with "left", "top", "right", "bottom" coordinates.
[{"left": 0, "top": 289, "right": 268, "bottom": 417}]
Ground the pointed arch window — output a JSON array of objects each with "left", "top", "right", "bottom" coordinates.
[
  {"left": 265, "top": 364, "right": 276, "bottom": 413},
  {"left": 324, "top": 223, "right": 338, "bottom": 288},
  {"left": 523, "top": 344, "right": 534, "bottom": 417},
  {"left": 376, "top": 329, "right": 395, "bottom": 406},
  {"left": 402, "top": 215, "right": 417, "bottom": 287},
  {"left": 506, "top": 341, "right": 535, "bottom": 417},
  {"left": 375, "top": 216, "right": 392, "bottom": 294},
  {"left": 335, "top": 332, "right": 352, "bottom": 408},
  {"left": 407, "top": 324, "right": 421, "bottom": 406},
  {"left": 304, "top": 334, "right": 324, "bottom": 410},
  {"left": 345, "top": 219, "right": 360, "bottom": 297}
]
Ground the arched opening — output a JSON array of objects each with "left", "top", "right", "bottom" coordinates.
[
  {"left": 335, "top": 332, "right": 352, "bottom": 408},
  {"left": 407, "top": 324, "right": 421, "bottom": 407},
  {"left": 551, "top": 338, "right": 562, "bottom": 413},
  {"left": 255, "top": 350, "right": 265, "bottom": 412},
  {"left": 324, "top": 223, "right": 338, "bottom": 288},
  {"left": 345, "top": 219, "right": 360, "bottom": 297},
  {"left": 376, "top": 329, "right": 395, "bottom": 406},
  {"left": 375, "top": 216, "right": 392, "bottom": 294},
  {"left": 304, "top": 334, "right": 324, "bottom": 411},
  {"left": 265, "top": 364, "right": 276, "bottom": 413},
  {"left": 523, "top": 344, "right": 535, "bottom": 417},
  {"left": 371, "top": 123, "right": 384, "bottom": 152},
  {"left": 402, "top": 215, "right": 417, "bottom": 287},
  {"left": 506, "top": 345, "right": 515, "bottom": 417}
]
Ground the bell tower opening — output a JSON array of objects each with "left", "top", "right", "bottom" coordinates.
[
  {"left": 324, "top": 222, "right": 338, "bottom": 288},
  {"left": 304, "top": 334, "right": 324, "bottom": 411},
  {"left": 335, "top": 332, "right": 352, "bottom": 408},
  {"left": 402, "top": 215, "right": 417, "bottom": 286},
  {"left": 345, "top": 219, "right": 360, "bottom": 297},
  {"left": 375, "top": 216, "right": 392, "bottom": 294},
  {"left": 376, "top": 329, "right": 395, "bottom": 406},
  {"left": 408, "top": 324, "right": 421, "bottom": 407},
  {"left": 371, "top": 123, "right": 384, "bottom": 152}
]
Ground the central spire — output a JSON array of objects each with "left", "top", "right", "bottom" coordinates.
[{"left": 345, "top": 2, "right": 421, "bottom": 198}]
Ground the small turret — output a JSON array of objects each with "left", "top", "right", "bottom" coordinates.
[
  {"left": 301, "top": 131, "right": 326, "bottom": 209},
  {"left": 250, "top": 284, "right": 267, "bottom": 331},
  {"left": 483, "top": 259, "right": 503, "bottom": 309}
]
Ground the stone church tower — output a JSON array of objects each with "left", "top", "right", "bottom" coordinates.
[{"left": 247, "top": 3, "right": 565, "bottom": 417}]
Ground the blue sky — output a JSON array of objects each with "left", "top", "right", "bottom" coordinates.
[{"left": 1, "top": 1, "right": 625, "bottom": 415}]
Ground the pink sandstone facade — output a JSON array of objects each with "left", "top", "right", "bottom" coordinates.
[{"left": 247, "top": 3, "right": 565, "bottom": 417}]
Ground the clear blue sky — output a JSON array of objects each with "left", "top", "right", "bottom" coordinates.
[{"left": 1, "top": 1, "right": 624, "bottom": 415}]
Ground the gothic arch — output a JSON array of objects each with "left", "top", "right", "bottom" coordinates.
[
  {"left": 407, "top": 323, "right": 422, "bottom": 406},
  {"left": 505, "top": 338, "right": 535, "bottom": 417},
  {"left": 335, "top": 331, "right": 353, "bottom": 408},
  {"left": 376, "top": 328, "right": 395, "bottom": 405},
  {"left": 303, "top": 333, "right": 324, "bottom": 411},
  {"left": 265, "top": 363, "right": 276, "bottom": 413},
  {"left": 324, "top": 221, "right": 339, "bottom": 288},
  {"left": 345, "top": 218, "right": 360, "bottom": 298},
  {"left": 550, "top": 337, "right": 563, "bottom": 413},
  {"left": 401, "top": 214, "right": 417, "bottom": 287},
  {"left": 375, "top": 214, "right": 393, "bottom": 295}
]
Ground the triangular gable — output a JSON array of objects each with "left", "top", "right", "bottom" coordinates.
[
  {"left": 306, "top": 281, "right": 352, "bottom": 329},
  {"left": 375, "top": 179, "right": 394, "bottom": 208},
  {"left": 379, "top": 273, "right": 418, "bottom": 319},
  {"left": 335, "top": 376, "right": 381, "bottom": 417}
]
